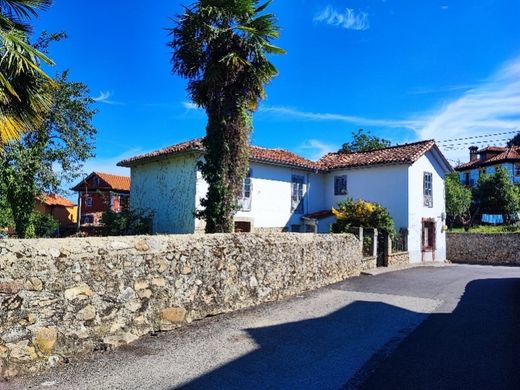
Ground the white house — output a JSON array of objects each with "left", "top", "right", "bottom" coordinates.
[{"left": 118, "top": 138, "right": 453, "bottom": 263}]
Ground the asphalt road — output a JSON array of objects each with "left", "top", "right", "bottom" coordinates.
[{"left": 5, "top": 264, "right": 520, "bottom": 390}]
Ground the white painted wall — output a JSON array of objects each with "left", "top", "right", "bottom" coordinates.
[
  {"left": 129, "top": 154, "right": 198, "bottom": 234},
  {"left": 323, "top": 164, "right": 410, "bottom": 231},
  {"left": 196, "top": 162, "right": 323, "bottom": 231},
  {"left": 408, "top": 151, "right": 447, "bottom": 263}
]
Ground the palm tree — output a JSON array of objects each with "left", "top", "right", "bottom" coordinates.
[
  {"left": 0, "top": 0, "right": 55, "bottom": 146},
  {"left": 170, "top": 0, "right": 285, "bottom": 233}
]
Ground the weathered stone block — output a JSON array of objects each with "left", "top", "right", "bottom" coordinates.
[
  {"left": 0, "top": 281, "right": 22, "bottom": 294},
  {"left": 64, "top": 283, "right": 93, "bottom": 300},
  {"left": 76, "top": 305, "right": 96, "bottom": 321},
  {"left": 33, "top": 327, "right": 57, "bottom": 355},
  {"left": 161, "top": 307, "right": 186, "bottom": 323}
]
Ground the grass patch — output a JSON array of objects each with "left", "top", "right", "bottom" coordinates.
[{"left": 449, "top": 225, "right": 520, "bottom": 234}]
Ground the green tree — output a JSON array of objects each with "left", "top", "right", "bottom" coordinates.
[
  {"left": 0, "top": 69, "right": 96, "bottom": 237},
  {"left": 473, "top": 167, "right": 520, "bottom": 223},
  {"left": 169, "top": 0, "right": 285, "bottom": 233},
  {"left": 0, "top": 0, "right": 55, "bottom": 146},
  {"left": 507, "top": 131, "right": 520, "bottom": 147},
  {"left": 338, "top": 129, "right": 392, "bottom": 154},
  {"left": 445, "top": 172, "right": 472, "bottom": 229}
]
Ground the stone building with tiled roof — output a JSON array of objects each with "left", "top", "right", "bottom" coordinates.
[
  {"left": 119, "top": 138, "right": 452, "bottom": 263},
  {"left": 454, "top": 145, "right": 520, "bottom": 187}
]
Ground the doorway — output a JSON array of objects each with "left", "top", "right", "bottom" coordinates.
[{"left": 421, "top": 218, "right": 436, "bottom": 262}]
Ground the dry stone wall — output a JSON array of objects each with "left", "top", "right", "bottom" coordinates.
[
  {"left": 447, "top": 233, "right": 520, "bottom": 265},
  {"left": 0, "top": 233, "right": 361, "bottom": 378}
]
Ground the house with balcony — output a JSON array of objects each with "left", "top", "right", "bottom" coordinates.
[
  {"left": 455, "top": 146, "right": 520, "bottom": 187},
  {"left": 71, "top": 172, "right": 131, "bottom": 226},
  {"left": 118, "top": 138, "right": 452, "bottom": 263}
]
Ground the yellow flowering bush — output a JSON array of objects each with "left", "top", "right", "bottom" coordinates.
[{"left": 331, "top": 198, "right": 395, "bottom": 235}]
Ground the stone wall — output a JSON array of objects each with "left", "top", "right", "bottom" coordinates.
[
  {"left": 447, "top": 233, "right": 520, "bottom": 265},
  {"left": 386, "top": 251, "right": 410, "bottom": 267},
  {"left": 0, "top": 233, "right": 362, "bottom": 378}
]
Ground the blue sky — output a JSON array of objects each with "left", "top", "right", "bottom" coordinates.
[{"left": 33, "top": 0, "right": 520, "bottom": 178}]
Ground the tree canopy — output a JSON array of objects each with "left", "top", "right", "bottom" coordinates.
[
  {"left": 0, "top": 0, "right": 55, "bottom": 146},
  {"left": 338, "top": 129, "right": 392, "bottom": 154},
  {"left": 0, "top": 65, "right": 96, "bottom": 237},
  {"left": 507, "top": 131, "right": 520, "bottom": 147},
  {"left": 473, "top": 167, "right": 520, "bottom": 222},
  {"left": 170, "top": 0, "right": 285, "bottom": 233},
  {"left": 445, "top": 172, "right": 472, "bottom": 229}
]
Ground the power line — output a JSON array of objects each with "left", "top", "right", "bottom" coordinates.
[
  {"left": 439, "top": 138, "right": 511, "bottom": 149},
  {"left": 437, "top": 130, "right": 518, "bottom": 144}
]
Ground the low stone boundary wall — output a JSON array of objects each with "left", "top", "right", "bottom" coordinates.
[
  {"left": 447, "top": 233, "right": 520, "bottom": 265},
  {"left": 0, "top": 233, "right": 362, "bottom": 378},
  {"left": 386, "top": 251, "right": 410, "bottom": 267}
]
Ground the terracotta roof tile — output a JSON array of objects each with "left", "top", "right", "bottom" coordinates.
[
  {"left": 455, "top": 146, "right": 520, "bottom": 171},
  {"left": 318, "top": 140, "right": 436, "bottom": 170},
  {"left": 72, "top": 172, "right": 131, "bottom": 192},
  {"left": 94, "top": 172, "right": 131, "bottom": 191},
  {"left": 38, "top": 193, "right": 76, "bottom": 208},
  {"left": 118, "top": 138, "right": 320, "bottom": 170},
  {"left": 304, "top": 209, "right": 334, "bottom": 219}
]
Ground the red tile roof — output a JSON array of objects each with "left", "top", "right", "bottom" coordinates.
[
  {"left": 455, "top": 146, "right": 520, "bottom": 171},
  {"left": 38, "top": 193, "right": 76, "bottom": 208},
  {"left": 95, "top": 172, "right": 131, "bottom": 191},
  {"left": 318, "top": 140, "right": 436, "bottom": 170},
  {"left": 71, "top": 172, "right": 131, "bottom": 192},
  {"left": 118, "top": 138, "right": 320, "bottom": 170},
  {"left": 304, "top": 209, "right": 334, "bottom": 219}
]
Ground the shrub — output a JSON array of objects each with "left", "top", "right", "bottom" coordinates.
[
  {"left": 101, "top": 208, "right": 154, "bottom": 236},
  {"left": 32, "top": 213, "right": 59, "bottom": 238},
  {"left": 331, "top": 198, "right": 395, "bottom": 235}
]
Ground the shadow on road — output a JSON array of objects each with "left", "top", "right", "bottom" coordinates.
[
  {"left": 358, "top": 278, "right": 520, "bottom": 390},
  {"left": 176, "top": 278, "right": 520, "bottom": 390}
]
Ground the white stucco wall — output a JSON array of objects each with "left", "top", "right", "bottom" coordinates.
[
  {"left": 323, "top": 165, "right": 410, "bottom": 231},
  {"left": 195, "top": 162, "right": 323, "bottom": 231},
  {"left": 408, "top": 151, "right": 447, "bottom": 263},
  {"left": 129, "top": 154, "right": 198, "bottom": 234}
]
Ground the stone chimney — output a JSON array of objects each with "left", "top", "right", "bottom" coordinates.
[{"left": 469, "top": 146, "right": 479, "bottom": 162}]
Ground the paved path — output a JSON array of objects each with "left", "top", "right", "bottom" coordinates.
[{"left": 5, "top": 264, "right": 520, "bottom": 390}]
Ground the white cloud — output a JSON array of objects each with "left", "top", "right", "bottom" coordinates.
[
  {"left": 182, "top": 101, "right": 201, "bottom": 110},
  {"left": 419, "top": 56, "right": 520, "bottom": 162},
  {"left": 314, "top": 6, "right": 370, "bottom": 31},
  {"left": 297, "top": 139, "right": 339, "bottom": 160},
  {"left": 259, "top": 105, "right": 423, "bottom": 130},
  {"left": 93, "top": 91, "right": 123, "bottom": 105}
]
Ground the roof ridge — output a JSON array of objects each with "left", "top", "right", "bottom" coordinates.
[{"left": 318, "top": 139, "right": 435, "bottom": 161}]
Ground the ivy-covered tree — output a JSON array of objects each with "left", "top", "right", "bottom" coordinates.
[
  {"left": 338, "top": 129, "right": 392, "bottom": 154},
  {"left": 445, "top": 172, "right": 472, "bottom": 229},
  {"left": 0, "top": 68, "right": 96, "bottom": 237},
  {"left": 473, "top": 167, "right": 520, "bottom": 223},
  {"left": 169, "top": 0, "right": 285, "bottom": 233}
]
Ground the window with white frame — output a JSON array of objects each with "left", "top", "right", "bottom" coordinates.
[
  {"left": 291, "top": 175, "right": 305, "bottom": 214},
  {"left": 515, "top": 163, "right": 520, "bottom": 176},
  {"left": 85, "top": 196, "right": 93, "bottom": 208},
  {"left": 423, "top": 172, "right": 433, "bottom": 207},
  {"left": 334, "top": 175, "right": 347, "bottom": 195},
  {"left": 239, "top": 169, "right": 252, "bottom": 212}
]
